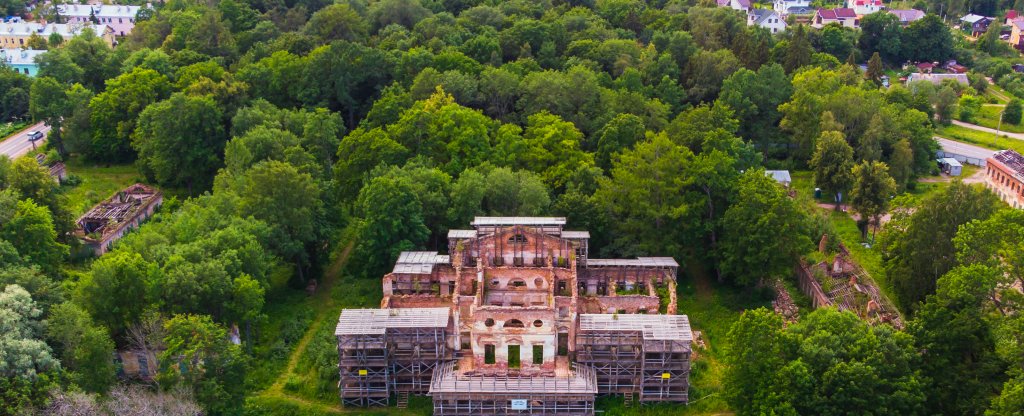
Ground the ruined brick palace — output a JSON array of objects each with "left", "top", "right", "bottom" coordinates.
[{"left": 336, "top": 217, "right": 692, "bottom": 415}]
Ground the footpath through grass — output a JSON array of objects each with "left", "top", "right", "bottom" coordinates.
[{"left": 247, "top": 241, "right": 432, "bottom": 416}]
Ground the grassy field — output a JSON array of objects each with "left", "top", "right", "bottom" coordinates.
[
  {"left": 936, "top": 124, "right": 1024, "bottom": 154},
  {"left": 0, "top": 120, "right": 31, "bottom": 139},
  {"left": 61, "top": 157, "right": 143, "bottom": 216},
  {"left": 975, "top": 106, "right": 1024, "bottom": 134}
]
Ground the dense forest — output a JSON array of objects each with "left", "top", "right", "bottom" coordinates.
[{"left": 1, "top": 0, "right": 1024, "bottom": 415}]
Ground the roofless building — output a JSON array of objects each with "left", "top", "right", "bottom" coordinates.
[{"left": 336, "top": 217, "right": 692, "bottom": 415}]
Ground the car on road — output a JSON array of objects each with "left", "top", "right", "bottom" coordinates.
[{"left": 26, "top": 130, "right": 44, "bottom": 142}]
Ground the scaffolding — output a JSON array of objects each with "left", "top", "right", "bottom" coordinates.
[
  {"left": 336, "top": 308, "right": 452, "bottom": 407},
  {"left": 429, "top": 361, "right": 597, "bottom": 415},
  {"left": 577, "top": 314, "right": 692, "bottom": 403}
]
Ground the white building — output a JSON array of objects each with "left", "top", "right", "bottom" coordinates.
[
  {"left": 56, "top": 3, "right": 144, "bottom": 36},
  {"left": 847, "top": 0, "right": 884, "bottom": 15},
  {"left": 774, "top": 0, "right": 810, "bottom": 14},
  {"left": 748, "top": 8, "right": 788, "bottom": 33},
  {"left": 717, "top": 0, "right": 752, "bottom": 12}
]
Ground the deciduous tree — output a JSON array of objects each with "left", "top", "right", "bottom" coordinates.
[{"left": 810, "top": 131, "right": 854, "bottom": 209}]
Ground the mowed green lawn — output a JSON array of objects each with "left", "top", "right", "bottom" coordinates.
[
  {"left": 61, "top": 157, "right": 143, "bottom": 216},
  {"left": 936, "top": 124, "right": 1024, "bottom": 154}
]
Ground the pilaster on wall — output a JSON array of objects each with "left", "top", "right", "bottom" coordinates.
[{"left": 568, "top": 252, "right": 579, "bottom": 354}]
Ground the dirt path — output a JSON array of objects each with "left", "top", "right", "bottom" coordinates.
[
  {"left": 919, "top": 168, "right": 986, "bottom": 184},
  {"left": 260, "top": 242, "right": 354, "bottom": 411},
  {"left": 686, "top": 256, "right": 714, "bottom": 300}
]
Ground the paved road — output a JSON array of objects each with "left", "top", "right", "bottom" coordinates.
[
  {"left": 951, "top": 120, "right": 1024, "bottom": 141},
  {"left": 0, "top": 122, "right": 49, "bottom": 160},
  {"left": 936, "top": 137, "right": 996, "bottom": 160}
]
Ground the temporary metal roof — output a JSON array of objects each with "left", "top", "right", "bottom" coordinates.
[
  {"left": 447, "top": 229, "right": 477, "bottom": 239},
  {"left": 472, "top": 217, "right": 566, "bottom": 226},
  {"left": 391, "top": 251, "right": 449, "bottom": 274},
  {"left": 335, "top": 308, "right": 450, "bottom": 335},
  {"left": 429, "top": 361, "right": 597, "bottom": 394},
  {"left": 578, "top": 314, "right": 692, "bottom": 342},
  {"left": 561, "top": 231, "right": 591, "bottom": 239},
  {"left": 586, "top": 257, "right": 679, "bottom": 268}
]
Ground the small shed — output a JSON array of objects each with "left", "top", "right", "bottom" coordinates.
[
  {"left": 939, "top": 157, "right": 963, "bottom": 176},
  {"left": 765, "top": 170, "right": 792, "bottom": 187}
]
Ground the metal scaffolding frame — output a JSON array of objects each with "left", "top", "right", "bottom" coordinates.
[
  {"left": 576, "top": 314, "right": 692, "bottom": 403},
  {"left": 336, "top": 308, "right": 452, "bottom": 407},
  {"left": 429, "top": 361, "right": 597, "bottom": 415}
]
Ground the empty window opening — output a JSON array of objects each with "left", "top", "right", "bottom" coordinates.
[
  {"left": 509, "top": 234, "right": 528, "bottom": 244},
  {"left": 484, "top": 318, "right": 495, "bottom": 327},
  {"left": 504, "top": 319, "right": 525, "bottom": 328},
  {"left": 510, "top": 279, "right": 526, "bottom": 288},
  {"left": 533, "top": 319, "right": 543, "bottom": 328},
  {"left": 508, "top": 345, "right": 521, "bottom": 368},
  {"left": 484, "top": 344, "right": 495, "bottom": 364},
  {"left": 533, "top": 345, "right": 544, "bottom": 365}
]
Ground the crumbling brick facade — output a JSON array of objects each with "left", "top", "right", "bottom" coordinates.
[{"left": 337, "top": 217, "right": 692, "bottom": 415}]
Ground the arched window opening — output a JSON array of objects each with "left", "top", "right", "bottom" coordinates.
[{"left": 504, "top": 319, "right": 525, "bottom": 328}]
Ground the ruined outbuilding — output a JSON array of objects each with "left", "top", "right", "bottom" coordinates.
[
  {"left": 75, "top": 183, "right": 162, "bottom": 256},
  {"left": 337, "top": 217, "right": 692, "bottom": 415}
]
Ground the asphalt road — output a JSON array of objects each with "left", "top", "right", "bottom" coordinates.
[
  {"left": 0, "top": 122, "right": 50, "bottom": 160},
  {"left": 935, "top": 137, "right": 997, "bottom": 161}
]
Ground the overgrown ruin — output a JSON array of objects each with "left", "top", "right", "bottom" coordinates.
[{"left": 336, "top": 217, "right": 692, "bottom": 415}]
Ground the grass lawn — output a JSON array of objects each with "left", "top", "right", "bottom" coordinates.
[
  {"left": 936, "top": 124, "right": 1024, "bottom": 154},
  {"left": 974, "top": 106, "right": 1024, "bottom": 134},
  {"left": 61, "top": 157, "right": 143, "bottom": 216},
  {"left": 0, "top": 120, "right": 31, "bottom": 139}
]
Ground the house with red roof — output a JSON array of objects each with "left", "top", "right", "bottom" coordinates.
[
  {"left": 813, "top": 8, "right": 859, "bottom": 28},
  {"left": 847, "top": 0, "right": 883, "bottom": 15}
]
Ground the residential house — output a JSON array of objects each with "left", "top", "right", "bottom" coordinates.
[
  {"left": 0, "top": 22, "right": 116, "bottom": 48},
  {"left": 718, "top": 0, "right": 752, "bottom": 12},
  {"left": 906, "top": 72, "right": 969, "bottom": 85},
  {"left": 0, "top": 48, "right": 44, "bottom": 76},
  {"left": 748, "top": 8, "right": 788, "bottom": 33},
  {"left": 961, "top": 14, "right": 994, "bottom": 36},
  {"left": 774, "top": 0, "right": 810, "bottom": 14},
  {"left": 943, "top": 60, "right": 968, "bottom": 73},
  {"left": 1010, "top": 18, "right": 1024, "bottom": 50},
  {"left": 847, "top": 0, "right": 884, "bottom": 15},
  {"left": 986, "top": 150, "right": 1024, "bottom": 208},
  {"left": 1007, "top": 10, "right": 1019, "bottom": 25},
  {"left": 814, "top": 8, "right": 859, "bottom": 28},
  {"left": 56, "top": 3, "right": 145, "bottom": 36},
  {"left": 888, "top": 9, "right": 925, "bottom": 26},
  {"left": 915, "top": 61, "right": 935, "bottom": 73},
  {"left": 75, "top": 184, "right": 162, "bottom": 256}
]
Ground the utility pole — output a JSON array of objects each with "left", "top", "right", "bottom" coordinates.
[{"left": 996, "top": 107, "right": 1004, "bottom": 147}]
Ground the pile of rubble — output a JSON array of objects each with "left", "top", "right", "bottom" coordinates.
[{"left": 771, "top": 279, "right": 799, "bottom": 322}]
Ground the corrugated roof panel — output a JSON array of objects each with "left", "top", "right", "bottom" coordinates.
[{"left": 336, "top": 308, "right": 450, "bottom": 335}]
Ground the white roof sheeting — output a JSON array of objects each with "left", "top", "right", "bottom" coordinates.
[
  {"left": 579, "top": 314, "right": 693, "bottom": 342},
  {"left": 1, "top": 48, "right": 45, "bottom": 65},
  {"left": 392, "top": 251, "right": 449, "bottom": 274},
  {"left": 335, "top": 308, "right": 450, "bottom": 335},
  {"left": 430, "top": 361, "right": 597, "bottom": 394},
  {"left": 1, "top": 22, "right": 108, "bottom": 37},
  {"left": 561, "top": 231, "right": 591, "bottom": 239},
  {"left": 447, "top": 229, "right": 477, "bottom": 239},
  {"left": 586, "top": 257, "right": 679, "bottom": 268},
  {"left": 472, "top": 217, "right": 566, "bottom": 226},
  {"left": 58, "top": 4, "right": 143, "bottom": 18}
]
